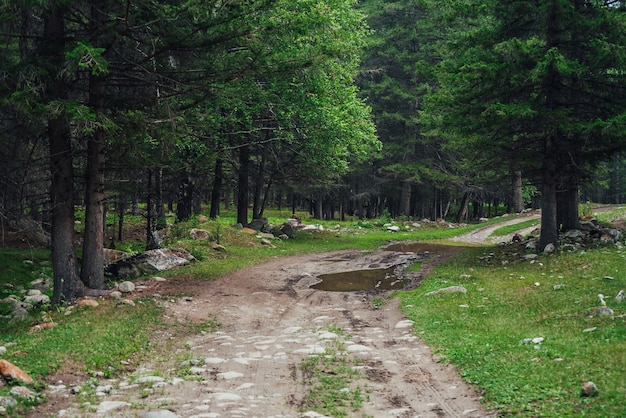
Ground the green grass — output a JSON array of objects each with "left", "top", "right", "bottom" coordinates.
[
  {"left": 491, "top": 218, "right": 540, "bottom": 236},
  {"left": 299, "top": 331, "right": 365, "bottom": 417},
  {"left": 2, "top": 207, "right": 625, "bottom": 416},
  {"left": 398, "top": 245, "right": 626, "bottom": 416}
]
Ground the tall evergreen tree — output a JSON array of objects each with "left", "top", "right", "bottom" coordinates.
[{"left": 423, "top": 0, "right": 626, "bottom": 249}]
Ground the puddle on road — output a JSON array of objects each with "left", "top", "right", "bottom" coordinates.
[{"left": 311, "top": 268, "right": 410, "bottom": 292}]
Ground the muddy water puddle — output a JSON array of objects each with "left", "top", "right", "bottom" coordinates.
[
  {"left": 311, "top": 268, "right": 410, "bottom": 291},
  {"left": 312, "top": 243, "right": 468, "bottom": 292}
]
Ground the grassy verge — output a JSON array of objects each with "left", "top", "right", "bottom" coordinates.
[
  {"left": 490, "top": 218, "right": 540, "bottom": 236},
  {"left": 398, "top": 245, "right": 626, "bottom": 416},
  {"left": 0, "top": 210, "right": 489, "bottom": 414},
  {"left": 2, "top": 207, "right": 625, "bottom": 416}
]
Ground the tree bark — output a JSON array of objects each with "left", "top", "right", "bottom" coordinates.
[
  {"left": 512, "top": 170, "right": 524, "bottom": 213},
  {"left": 399, "top": 181, "right": 411, "bottom": 216},
  {"left": 176, "top": 171, "right": 194, "bottom": 222},
  {"left": 236, "top": 145, "right": 250, "bottom": 226},
  {"left": 455, "top": 191, "right": 471, "bottom": 223},
  {"left": 557, "top": 178, "right": 580, "bottom": 232},
  {"left": 539, "top": 163, "right": 559, "bottom": 251},
  {"left": 80, "top": 1, "right": 108, "bottom": 290},
  {"left": 209, "top": 158, "right": 223, "bottom": 219},
  {"left": 45, "top": 6, "right": 83, "bottom": 304},
  {"left": 252, "top": 148, "right": 266, "bottom": 220}
]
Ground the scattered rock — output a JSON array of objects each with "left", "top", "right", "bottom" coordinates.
[
  {"left": 77, "top": 299, "right": 99, "bottom": 307},
  {"left": 23, "top": 294, "right": 50, "bottom": 306},
  {"left": 189, "top": 228, "right": 211, "bottom": 240},
  {"left": 582, "top": 327, "right": 597, "bottom": 333},
  {"left": 0, "top": 359, "right": 34, "bottom": 385},
  {"left": 260, "top": 238, "right": 276, "bottom": 248},
  {"left": 210, "top": 242, "right": 227, "bottom": 252},
  {"left": 118, "top": 281, "right": 136, "bottom": 293},
  {"left": 134, "top": 376, "right": 165, "bottom": 384},
  {"left": 523, "top": 254, "right": 538, "bottom": 260},
  {"left": 0, "top": 396, "right": 17, "bottom": 409},
  {"left": 0, "top": 346, "right": 5, "bottom": 356},
  {"left": 248, "top": 218, "right": 269, "bottom": 232},
  {"left": 553, "top": 284, "right": 565, "bottom": 291},
  {"left": 139, "top": 411, "right": 180, "bottom": 418},
  {"left": 28, "top": 322, "right": 58, "bottom": 332},
  {"left": 301, "top": 224, "right": 324, "bottom": 231},
  {"left": 106, "top": 248, "right": 195, "bottom": 279},
  {"left": 10, "top": 385, "right": 37, "bottom": 399},
  {"left": 581, "top": 381, "right": 599, "bottom": 397},
  {"left": 423, "top": 286, "right": 467, "bottom": 297},
  {"left": 616, "top": 290, "right": 625, "bottom": 303},
  {"left": 543, "top": 243, "right": 555, "bottom": 254},
  {"left": 588, "top": 306, "right": 614, "bottom": 317},
  {"left": 117, "top": 299, "right": 135, "bottom": 307},
  {"left": 387, "top": 225, "right": 401, "bottom": 232},
  {"left": 280, "top": 222, "right": 297, "bottom": 239},
  {"left": 97, "top": 400, "right": 131, "bottom": 413}
]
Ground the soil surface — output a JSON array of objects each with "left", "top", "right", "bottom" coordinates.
[{"left": 32, "top": 236, "right": 507, "bottom": 417}]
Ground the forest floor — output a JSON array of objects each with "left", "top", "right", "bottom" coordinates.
[{"left": 30, "top": 216, "right": 541, "bottom": 418}]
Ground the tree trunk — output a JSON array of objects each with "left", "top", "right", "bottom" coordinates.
[
  {"left": 557, "top": 178, "right": 580, "bottom": 232},
  {"left": 45, "top": 6, "right": 83, "bottom": 304},
  {"left": 539, "top": 165, "right": 559, "bottom": 251},
  {"left": 399, "top": 181, "right": 411, "bottom": 216},
  {"left": 176, "top": 171, "right": 194, "bottom": 222},
  {"left": 455, "top": 191, "right": 471, "bottom": 223},
  {"left": 252, "top": 149, "right": 266, "bottom": 220},
  {"left": 156, "top": 168, "right": 166, "bottom": 227},
  {"left": 81, "top": 130, "right": 106, "bottom": 289},
  {"left": 236, "top": 145, "right": 250, "bottom": 226},
  {"left": 117, "top": 194, "right": 126, "bottom": 242},
  {"left": 209, "top": 158, "right": 223, "bottom": 219},
  {"left": 80, "top": 2, "right": 108, "bottom": 290},
  {"left": 512, "top": 170, "right": 524, "bottom": 213},
  {"left": 313, "top": 194, "right": 323, "bottom": 219}
]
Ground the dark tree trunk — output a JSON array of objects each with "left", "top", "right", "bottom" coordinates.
[
  {"left": 209, "top": 158, "right": 223, "bottom": 219},
  {"left": 313, "top": 194, "right": 323, "bottom": 219},
  {"left": 539, "top": 164, "right": 559, "bottom": 251},
  {"left": 557, "top": 178, "right": 580, "bottom": 232},
  {"left": 455, "top": 191, "right": 471, "bottom": 223},
  {"left": 399, "top": 182, "right": 411, "bottom": 216},
  {"left": 176, "top": 172, "right": 194, "bottom": 222},
  {"left": 252, "top": 149, "right": 266, "bottom": 220},
  {"left": 258, "top": 178, "right": 273, "bottom": 219},
  {"left": 156, "top": 168, "right": 166, "bottom": 227},
  {"left": 117, "top": 194, "right": 126, "bottom": 243},
  {"left": 45, "top": 6, "right": 83, "bottom": 304},
  {"left": 81, "top": 1, "right": 108, "bottom": 290},
  {"left": 146, "top": 169, "right": 154, "bottom": 247},
  {"left": 237, "top": 145, "right": 250, "bottom": 226},
  {"left": 512, "top": 170, "right": 524, "bottom": 213}
]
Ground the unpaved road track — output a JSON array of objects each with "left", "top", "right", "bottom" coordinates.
[{"left": 35, "top": 250, "right": 496, "bottom": 418}]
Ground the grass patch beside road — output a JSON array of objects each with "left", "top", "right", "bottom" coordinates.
[{"left": 398, "top": 245, "right": 626, "bottom": 417}]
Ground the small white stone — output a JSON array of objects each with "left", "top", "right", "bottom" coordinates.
[
  {"left": 394, "top": 320, "right": 414, "bottom": 329},
  {"left": 217, "top": 371, "right": 244, "bottom": 380}
]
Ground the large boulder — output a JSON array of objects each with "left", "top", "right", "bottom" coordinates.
[
  {"left": 248, "top": 218, "right": 269, "bottom": 232},
  {"left": 105, "top": 248, "right": 196, "bottom": 279}
]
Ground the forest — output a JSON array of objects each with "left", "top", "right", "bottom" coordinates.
[{"left": 1, "top": 0, "right": 626, "bottom": 303}]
